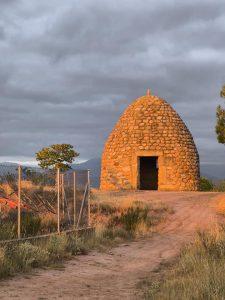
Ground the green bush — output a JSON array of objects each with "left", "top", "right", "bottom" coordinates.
[
  {"left": 120, "top": 206, "right": 149, "bottom": 232},
  {"left": 66, "top": 236, "right": 89, "bottom": 255},
  {"left": 11, "top": 242, "right": 49, "bottom": 271},
  {"left": 47, "top": 234, "right": 68, "bottom": 261},
  {"left": 0, "top": 222, "right": 16, "bottom": 241},
  {"left": 0, "top": 198, "right": 171, "bottom": 280},
  {"left": 0, "top": 233, "right": 91, "bottom": 280},
  {"left": 0, "top": 247, "right": 12, "bottom": 277},
  {"left": 200, "top": 176, "right": 214, "bottom": 191},
  {"left": 108, "top": 206, "right": 149, "bottom": 233}
]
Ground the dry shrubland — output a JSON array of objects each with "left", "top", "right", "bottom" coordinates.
[
  {"left": 0, "top": 189, "right": 172, "bottom": 280},
  {"left": 145, "top": 225, "right": 225, "bottom": 299},
  {"left": 144, "top": 198, "right": 225, "bottom": 299},
  {"left": 91, "top": 190, "right": 173, "bottom": 240}
]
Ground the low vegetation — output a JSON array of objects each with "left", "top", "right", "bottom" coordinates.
[
  {"left": 200, "top": 176, "right": 225, "bottom": 192},
  {"left": 0, "top": 234, "right": 88, "bottom": 278},
  {"left": 91, "top": 191, "right": 172, "bottom": 239},
  {"left": 0, "top": 211, "right": 57, "bottom": 241},
  {"left": 0, "top": 192, "right": 172, "bottom": 280},
  {"left": 199, "top": 176, "right": 214, "bottom": 191},
  {"left": 145, "top": 225, "right": 225, "bottom": 299},
  {"left": 216, "top": 198, "right": 225, "bottom": 217}
]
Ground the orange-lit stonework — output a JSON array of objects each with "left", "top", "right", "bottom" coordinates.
[{"left": 100, "top": 92, "right": 200, "bottom": 191}]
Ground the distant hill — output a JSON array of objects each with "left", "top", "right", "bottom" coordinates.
[
  {"left": 72, "top": 158, "right": 101, "bottom": 187},
  {"left": 0, "top": 162, "right": 19, "bottom": 176},
  {"left": 200, "top": 164, "right": 225, "bottom": 180},
  {"left": 0, "top": 160, "right": 102, "bottom": 186},
  {"left": 1, "top": 159, "right": 224, "bottom": 187},
  {"left": 74, "top": 159, "right": 225, "bottom": 187}
]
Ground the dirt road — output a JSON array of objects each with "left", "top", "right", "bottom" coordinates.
[{"left": 0, "top": 191, "right": 222, "bottom": 300}]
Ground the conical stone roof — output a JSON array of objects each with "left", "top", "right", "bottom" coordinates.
[{"left": 100, "top": 92, "right": 200, "bottom": 191}]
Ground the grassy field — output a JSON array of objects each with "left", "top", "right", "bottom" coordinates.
[
  {"left": 144, "top": 199, "right": 225, "bottom": 300},
  {"left": 0, "top": 190, "right": 172, "bottom": 280}
]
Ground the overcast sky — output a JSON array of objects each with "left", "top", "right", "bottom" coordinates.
[{"left": 0, "top": 0, "right": 225, "bottom": 165}]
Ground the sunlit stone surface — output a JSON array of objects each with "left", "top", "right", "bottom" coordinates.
[{"left": 100, "top": 92, "right": 200, "bottom": 191}]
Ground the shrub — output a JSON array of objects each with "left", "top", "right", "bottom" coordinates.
[
  {"left": 40, "top": 216, "right": 57, "bottom": 234},
  {"left": 214, "top": 180, "right": 225, "bottom": 192},
  {"left": 120, "top": 206, "right": 149, "bottom": 232},
  {"left": 66, "top": 236, "right": 88, "bottom": 255},
  {"left": 91, "top": 203, "right": 117, "bottom": 215},
  {"left": 47, "top": 234, "right": 68, "bottom": 261},
  {"left": 134, "top": 221, "right": 149, "bottom": 236},
  {"left": 4, "top": 211, "right": 42, "bottom": 238},
  {"left": 0, "top": 222, "right": 16, "bottom": 241},
  {"left": 0, "top": 194, "right": 171, "bottom": 280},
  {"left": 200, "top": 177, "right": 214, "bottom": 191},
  {"left": 11, "top": 242, "right": 49, "bottom": 271},
  {"left": 0, "top": 233, "right": 90, "bottom": 280},
  {"left": 0, "top": 247, "right": 12, "bottom": 277},
  {"left": 21, "top": 212, "right": 42, "bottom": 237},
  {"left": 102, "top": 227, "right": 122, "bottom": 240}
]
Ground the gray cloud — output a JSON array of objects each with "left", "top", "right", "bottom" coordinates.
[{"left": 0, "top": 0, "right": 225, "bottom": 165}]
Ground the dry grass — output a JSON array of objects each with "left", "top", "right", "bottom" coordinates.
[
  {"left": 0, "top": 189, "right": 172, "bottom": 281},
  {"left": 145, "top": 225, "right": 225, "bottom": 299},
  {"left": 140, "top": 192, "right": 225, "bottom": 298},
  {"left": 216, "top": 196, "right": 225, "bottom": 217},
  {"left": 91, "top": 190, "right": 172, "bottom": 238},
  {"left": 0, "top": 234, "right": 90, "bottom": 279}
]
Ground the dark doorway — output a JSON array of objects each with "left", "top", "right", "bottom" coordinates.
[{"left": 139, "top": 156, "right": 158, "bottom": 190}]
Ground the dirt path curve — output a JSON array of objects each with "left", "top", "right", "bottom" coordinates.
[{"left": 0, "top": 191, "right": 222, "bottom": 300}]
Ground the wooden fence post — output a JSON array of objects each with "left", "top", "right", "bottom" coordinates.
[
  {"left": 57, "top": 168, "right": 60, "bottom": 234},
  {"left": 76, "top": 183, "right": 88, "bottom": 229},
  {"left": 87, "top": 169, "right": 91, "bottom": 227},
  {"left": 18, "top": 165, "right": 21, "bottom": 239},
  {"left": 61, "top": 173, "right": 65, "bottom": 218},
  {"left": 73, "top": 171, "right": 76, "bottom": 228}
]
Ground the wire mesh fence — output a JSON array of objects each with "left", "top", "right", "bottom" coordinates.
[
  {"left": 0, "top": 165, "right": 90, "bottom": 241},
  {"left": 60, "top": 170, "right": 90, "bottom": 230},
  {"left": 0, "top": 165, "right": 19, "bottom": 240}
]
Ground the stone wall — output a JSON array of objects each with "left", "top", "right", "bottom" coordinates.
[{"left": 100, "top": 94, "right": 200, "bottom": 191}]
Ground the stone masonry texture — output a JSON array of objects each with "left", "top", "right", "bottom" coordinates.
[{"left": 100, "top": 93, "right": 200, "bottom": 191}]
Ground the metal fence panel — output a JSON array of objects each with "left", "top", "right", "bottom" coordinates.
[
  {"left": 0, "top": 165, "right": 90, "bottom": 241},
  {"left": 0, "top": 165, "right": 19, "bottom": 240},
  {"left": 21, "top": 166, "right": 57, "bottom": 237},
  {"left": 73, "top": 170, "right": 89, "bottom": 228}
]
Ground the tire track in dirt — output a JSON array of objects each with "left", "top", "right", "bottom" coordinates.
[{"left": 0, "top": 191, "right": 221, "bottom": 300}]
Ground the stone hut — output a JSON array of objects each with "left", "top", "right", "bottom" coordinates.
[{"left": 100, "top": 91, "right": 200, "bottom": 191}]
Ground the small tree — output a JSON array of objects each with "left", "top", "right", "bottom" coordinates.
[
  {"left": 199, "top": 177, "right": 214, "bottom": 191},
  {"left": 220, "top": 85, "right": 225, "bottom": 98},
  {"left": 216, "top": 85, "right": 225, "bottom": 143},
  {"left": 36, "top": 144, "right": 79, "bottom": 171}
]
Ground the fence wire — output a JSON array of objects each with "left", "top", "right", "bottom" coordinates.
[
  {"left": 61, "top": 171, "right": 73, "bottom": 230},
  {"left": 21, "top": 167, "right": 57, "bottom": 214},
  {"left": 0, "top": 165, "right": 90, "bottom": 241},
  {"left": 61, "top": 170, "right": 89, "bottom": 230}
]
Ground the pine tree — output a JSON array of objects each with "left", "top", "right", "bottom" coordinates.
[{"left": 36, "top": 144, "right": 79, "bottom": 171}]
